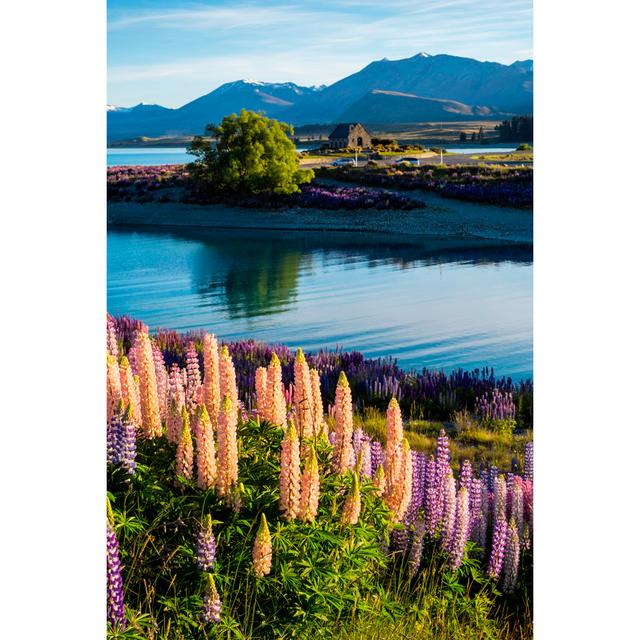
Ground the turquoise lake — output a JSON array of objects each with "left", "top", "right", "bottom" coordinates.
[{"left": 107, "top": 227, "right": 532, "bottom": 380}]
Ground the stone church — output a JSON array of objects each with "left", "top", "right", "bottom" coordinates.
[{"left": 327, "top": 123, "right": 372, "bottom": 149}]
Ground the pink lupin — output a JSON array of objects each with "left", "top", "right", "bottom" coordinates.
[
  {"left": 309, "top": 368, "right": 325, "bottom": 436},
  {"left": 203, "top": 334, "right": 221, "bottom": 427},
  {"left": 255, "top": 366, "right": 268, "bottom": 419},
  {"left": 279, "top": 420, "right": 301, "bottom": 521},
  {"left": 266, "top": 353, "right": 287, "bottom": 427},
  {"left": 216, "top": 395, "right": 239, "bottom": 498},
  {"left": 298, "top": 445, "right": 320, "bottom": 522},
  {"left": 194, "top": 405, "right": 217, "bottom": 490},
  {"left": 332, "top": 372, "right": 354, "bottom": 473},
  {"left": 293, "top": 349, "right": 314, "bottom": 440},
  {"left": 134, "top": 331, "right": 162, "bottom": 439}
]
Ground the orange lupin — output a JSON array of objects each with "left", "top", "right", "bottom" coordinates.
[
  {"left": 298, "top": 444, "right": 320, "bottom": 522},
  {"left": 266, "top": 353, "right": 287, "bottom": 427},
  {"left": 384, "top": 398, "right": 404, "bottom": 489},
  {"left": 195, "top": 405, "right": 217, "bottom": 490},
  {"left": 341, "top": 473, "right": 362, "bottom": 525},
  {"left": 384, "top": 439, "right": 413, "bottom": 522},
  {"left": 309, "top": 368, "right": 325, "bottom": 436},
  {"left": 332, "top": 372, "right": 354, "bottom": 474},
  {"left": 293, "top": 349, "right": 314, "bottom": 440},
  {"left": 218, "top": 346, "right": 239, "bottom": 420},
  {"left": 118, "top": 356, "right": 142, "bottom": 425},
  {"left": 252, "top": 513, "right": 273, "bottom": 577},
  {"left": 216, "top": 395, "right": 238, "bottom": 497},
  {"left": 176, "top": 406, "right": 194, "bottom": 481},
  {"left": 254, "top": 366, "right": 268, "bottom": 419},
  {"left": 279, "top": 421, "right": 301, "bottom": 521},
  {"left": 134, "top": 331, "right": 162, "bottom": 438},
  {"left": 203, "top": 334, "right": 221, "bottom": 427},
  {"left": 107, "top": 354, "right": 122, "bottom": 420}
]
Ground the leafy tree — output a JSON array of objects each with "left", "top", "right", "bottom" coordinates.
[
  {"left": 188, "top": 109, "right": 314, "bottom": 195},
  {"left": 459, "top": 132, "right": 468, "bottom": 142}
]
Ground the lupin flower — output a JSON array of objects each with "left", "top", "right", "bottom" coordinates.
[
  {"left": 408, "top": 518, "right": 426, "bottom": 577},
  {"left": 151, "top": 340, "right": 168, "bottom": 423},
  {"left": 502, "top": 519, "right": 521, "bottom": 593},
  {"left": 370, "top": 440, "right": 383, "bottom": 475},
  {"left": 385, "top": 439, "right": 412, "bottom": 523},
  {"left": 119, "top": 357, "right": 142, "bottom": 426},
  {"left": 279, "top": 421, "right": 301, "bottom": 520},
  {"left": 201, "top": 574, "right": 222, "bottom": 624},
  {"left": 372, "top": 464, "right": 386, "bottom": 494},
  {"left": 176, "top": 406, "right": 194, "bottom": 481},
  {"left": 332, "top": 372, "right": 355, "bottom": 473},
  {"left": 107, "top": 405, "right": 124, "bottom": 466},
  {"left": 299, "top": 444, "right": 320, "bottom": 522},
  {"left": 195, "top": 405, "right": 217, "bottom": 491},
  {"left": 341, "top": 473, "right": 362, "bottom": 525},
  {"left": 510, "top": 478, "right": 524, "bottom": 539},
  {"left": 252, "top": 513, "right": 272, "bottom": 577},
  {"left": 294, "top": 348, "right": 314, "bottom": 440},
  {"left": 134, "top": 331, "right": 162, "bottom": 439},
  {"left": 107, "top": 315, "right": 119, "bottom": 358},
  {"left": 440, "top": 472, "right": 457, "bottom": 550},
  {"left": 265, "top": 353, "right": 286, "bottom": 427},
  {"left": 255, "top": 366, "right": 268, "bottom": 418},
  {"left": 493, "top": 475, "right": 507, "bottom": 523},
  {"left": 309, "top": 367, "right": 325, "bottom": 435},
  {"left": 406, "top": 451, "right": 425, "bottom": 525},
  {"left": 107, "top": 353, "right": 123, "bottom": 422},
  {"left": 448, "top": 487, "right": 470, "bottom": 570},
  {"left": 384, "top": 398, "right": 404, "bottom": 488},
  {"left": 216, "top": 395, "right": 238, "bottom": 497},
  {"left": 524, "top": 441, "right": 533, "bottom": 482},
  {"left": 202, "top": 334, "right": 221, "bottom": 426},
  {"left": 470, "top": 478, "right": 487, "bottom": 549},
  {"left": 196, "top": 514, "right": 217, "bottom": 571},
  {"left": 185, "top": 341, "right": 202, "bottom": 418},
  {"left": 166, "top": 398, "right": 182, "bottom": 444},
  {"left": 487, "top": 518, "right": 508, "bottom": 579},
  {"left": 107, "top": 500, "right": 126, "bottom": 629},
  {"left": 359, "top": 439, "right": 372, "bottom": 478},
  {"left": 121, "top": 402, "right": 137, "bottom": 475},
  {"left": 460, "top": 460, "right": 473, "bottom": 492}
]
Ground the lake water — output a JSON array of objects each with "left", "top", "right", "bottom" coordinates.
[
  {"left": 107, "top": 227, "right": 532, "bottom": 380},
  {"left": 108, "top": 145, "right": 312, "bottom": 167}
]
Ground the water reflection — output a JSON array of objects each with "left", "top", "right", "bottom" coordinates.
[{"left": 107, "top": 226, "right": 532, "bottom": 378}]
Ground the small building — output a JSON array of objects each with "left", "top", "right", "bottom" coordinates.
[{"left": 327, "top": 123, "right": 371, "bottom": 149}]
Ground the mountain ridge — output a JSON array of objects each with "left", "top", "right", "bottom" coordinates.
[{"left": 108, "top": 53, "right": 533, "bottom": 142}]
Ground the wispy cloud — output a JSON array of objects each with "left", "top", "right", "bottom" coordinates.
[{"left": 107, "top": 0, "right": 532, "bottom": 107}]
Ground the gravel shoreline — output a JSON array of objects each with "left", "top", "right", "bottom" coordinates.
[{"left": 107, "top": 190, "right": 532, "bottom": 244}]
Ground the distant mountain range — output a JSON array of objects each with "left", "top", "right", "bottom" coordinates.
[{"left": 107, "top": 53, "right": 533, "bottom": 142}]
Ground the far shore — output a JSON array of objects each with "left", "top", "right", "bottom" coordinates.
[{"left": 107, "top": 190, "right": 532, "bottom": 244}]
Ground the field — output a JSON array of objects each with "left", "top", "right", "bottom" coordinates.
[{"left": 107, "top": 315, "right": 533, "bottom": 639}]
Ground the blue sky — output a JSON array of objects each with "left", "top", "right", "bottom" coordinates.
[{"left": 108, "top": 0, "right": 532, "bottom": 108}]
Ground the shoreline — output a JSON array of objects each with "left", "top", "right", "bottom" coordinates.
[{"left": 108, "top": 191, "right": 532, "bottom": 244}]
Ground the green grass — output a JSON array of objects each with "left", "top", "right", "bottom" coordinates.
[
  {"left": 361, "top": 407, "right": 530, "bottom": 473},
  {"left": 470, "top": 152, "right": 533, "bottom": 162}
]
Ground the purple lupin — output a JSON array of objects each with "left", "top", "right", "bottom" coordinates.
[
  {"left": 201, "top": 574, "right": 222, "bottom": 624},
  {"left": 524, "top": 441, "right": 533, "bottom": 482},
  {"left": 196, "top": 514, "right": 217, "bottom": 571},
  {"left": 502, "top": 519, "right": 521, "bottom": 593},
  {"left": 408, "top": 518, "right": 426, "bottom": 577},
  {"left": 107, "top": 500, "right": 126, "bottom": 629},
  {"left": 487, "top": 518, "right": 508, "bottom": 579},
  {"left": 448, "top": 487, "right": 470, "bottom": 570},
  {"left": 121, "top": 403, "right": 137, "bottom": 475}
]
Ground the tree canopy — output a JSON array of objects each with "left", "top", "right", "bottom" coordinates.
[{"left": 188, "top": 110, "right": 314, "bottom": 196}]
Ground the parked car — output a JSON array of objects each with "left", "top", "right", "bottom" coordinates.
[
  {"left": 394, "top": 157, "right": 420, "bottom": 166},
  {"left": 331, "top": 158, "right": 355, "bottom": 167}
]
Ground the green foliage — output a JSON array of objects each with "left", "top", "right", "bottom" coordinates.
[
  {"left": 516, "top": 143, "right": 532, "bottom": 151},
  {"left": 188, "top": 110, "right": 314, "bottom": 196},
  {"left": 108, "top": 415, "right": 531, "bottom": 638}
]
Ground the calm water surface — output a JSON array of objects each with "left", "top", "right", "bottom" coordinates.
[{"left": 108, "top": 227, "right": 532, "bottom": 379}]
